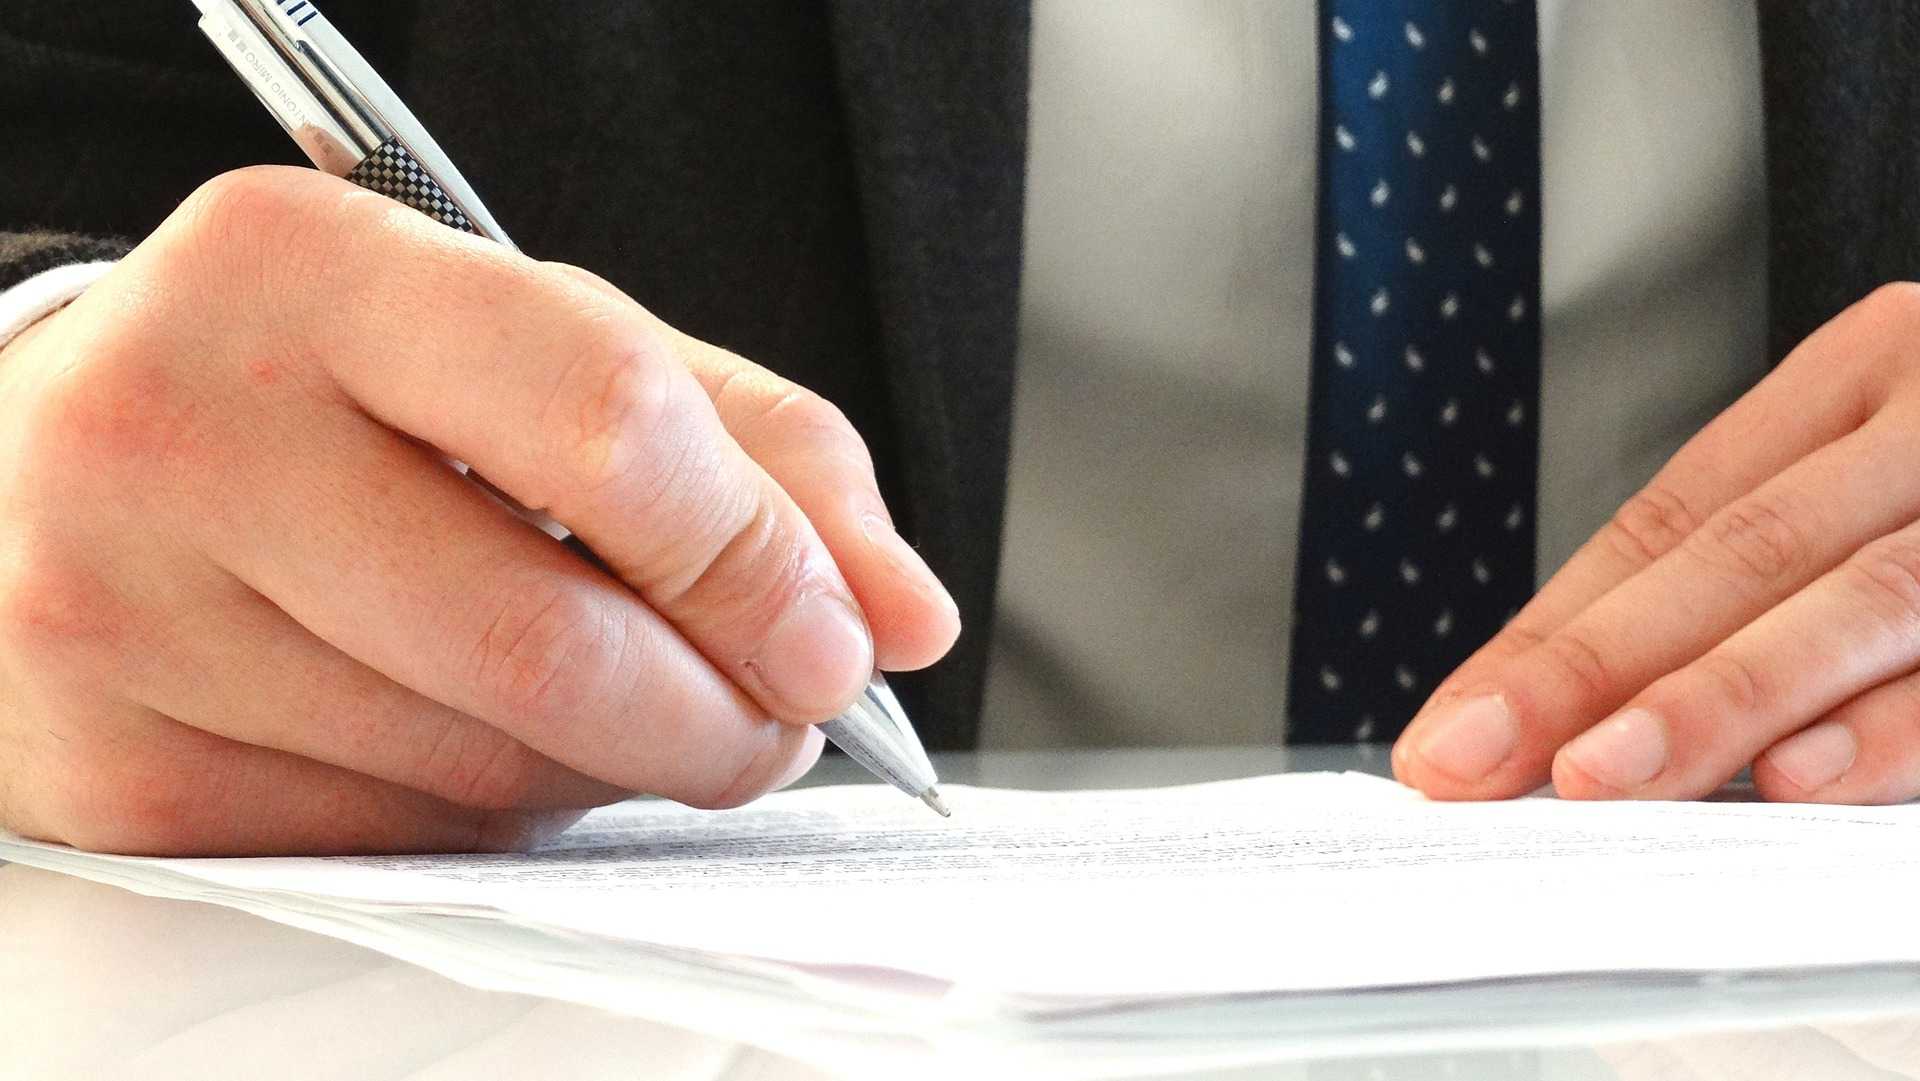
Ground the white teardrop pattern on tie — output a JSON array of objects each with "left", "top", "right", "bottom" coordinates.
[{"left": 1291, "top": 2, "right": 1541, "bottom": 742}]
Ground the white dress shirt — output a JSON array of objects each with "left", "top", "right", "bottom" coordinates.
[{"left": 983, "top": 0, "right": 1770, "bottom": 747}]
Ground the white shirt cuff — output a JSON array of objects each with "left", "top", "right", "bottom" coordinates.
[{"left": 0, "top": 261, "right": 120, "bottom": 352}]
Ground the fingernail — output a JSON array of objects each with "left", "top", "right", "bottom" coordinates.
[
  {"left": 1562, "top": 708, "right": 1670, "bottom": 792},
  {"left": 1766, "top": 723, "right": 1857, "bottom": 792},
  {"left": 754, "top": 593, "right": 874, "bottom": 719},
  {"left": 1413, "top": 695, "right": 1518, "bottom": 782},
  {"left": 861, "top": 513, "right": 959, "bottom": 617}
]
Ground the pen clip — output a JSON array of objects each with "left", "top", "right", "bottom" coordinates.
[
  {"left": 190, "top": 0, "right": 363, "bottom": 175},
  {"left": 244, "top": 0, "right": 515, "bottom": 246},
  {"left": 195, "top": 0, "right": 513, "bottom": 247}
]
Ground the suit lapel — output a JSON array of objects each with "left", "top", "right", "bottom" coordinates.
[
  {"left": 826, "top": 1, "right": 1031, "bottom": 748},
  {"left": 1760, "top": 0, "right": 1920, "bottom": 361}
]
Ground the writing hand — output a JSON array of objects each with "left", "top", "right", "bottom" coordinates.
[{"left": 0, "top": 168, "right": 958, "bottom": 854}]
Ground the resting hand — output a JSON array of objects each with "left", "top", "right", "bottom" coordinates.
[
  {"left": 1395, "top": 283, "right": 1920, "bottom": 804},
  {"left": 0, "top": 167, "right": 958, "bottom": 855}
]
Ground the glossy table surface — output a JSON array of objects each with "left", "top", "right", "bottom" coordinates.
[{"left": 7, "top": 745, "right": 1920, "bottom": 1081}]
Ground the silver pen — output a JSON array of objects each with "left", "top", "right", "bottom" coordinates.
[{"left": 191, "top": 0, "right": 951, "bottom": 818}]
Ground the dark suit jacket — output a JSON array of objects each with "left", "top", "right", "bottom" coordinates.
[{"left": 0, "top": 2, "right": 1910, "bottom": 748}]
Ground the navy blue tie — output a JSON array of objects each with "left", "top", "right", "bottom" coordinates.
[{"left": 1288, "top": 2, "right": 1542, "bottom": 744}]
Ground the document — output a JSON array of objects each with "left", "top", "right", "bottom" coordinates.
[{"left": 7, "top": 772, "right": 1920, "bottom": 1045}]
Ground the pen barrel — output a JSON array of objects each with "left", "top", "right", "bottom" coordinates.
[{"left": 344, "top": 138, "right": 479, "bottom": 236}]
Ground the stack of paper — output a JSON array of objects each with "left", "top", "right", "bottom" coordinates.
[{"left": 9, "top": 772, "right": 1920, "bottom": 1075}]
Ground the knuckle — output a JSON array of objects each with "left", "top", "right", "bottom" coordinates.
[
  {"left": 419, "top": 720, "right": 544, "bottom": 811},
  {"left": 668, "top": 491, "right": 812, "bottom": 627},
  {"left": 468, "top": 586, "right": 623, "bottom": 727},
  {"left": 176, "top": 167, "right": 308, "bottom": 242},
  {"left": 538, "top": 321, "right": 691, "bottom": 505},
  {"left": 0, "top": 557, "right": 125, "bottom": 673},
  {"left": 1855, "top": 281, "right": 1920, "bottom": 330},
  {"left": 1424, "top": 624, "right": 1544, "bottom": 707},
  {"left": 1779, "top": 281, "right": 1920, "bottom": 387},
  {"left": 1605, "top": 485, "right": 1703, "bottom": 567},
  {"left": 1534, "top": 630, "right": 1619, "bottom": 707},
  {"left": 1685, "top": 651, "right": 1769, "bottom": 717},
  {"left": 1690, "top": 495, "right": 1811, "bottom": 589},
  {"left": 46, "top": 748, "right": 207, "bottom": 856},
  {"left": 1845, "top": 537, "right": 1920, "bottom": 624},
  {"left": 167, "top": 167, "right": 333, "bottom": 280},
  {"left": 751, "top": 386, "right": 874, "bottom": 470},
  {"left": 26, "top": 343, "right": 202, "bottom": 474},
  {"left": 1490, "top": 621, "right": 1548, "bottom": 656}
]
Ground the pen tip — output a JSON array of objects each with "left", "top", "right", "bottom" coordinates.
[{"left": 920, "top": 787, "right": 952, "bottom": 818}]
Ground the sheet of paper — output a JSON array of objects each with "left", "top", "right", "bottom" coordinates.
[{"left": 9, "top": 771, "right": 1920, "bottom": 1006}]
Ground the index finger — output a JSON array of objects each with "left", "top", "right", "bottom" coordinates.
[
  {"left": 272, "top": 172, "right": 879, "bottom": 726},
  {"left": 541, "top": 264, "right": 962, "bottom": 673}
]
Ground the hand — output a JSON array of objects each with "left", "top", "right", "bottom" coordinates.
[
  {"left": 1395, "top": 283, "right": 1920, "bottom": 804},
  {"left": 0, "top": 167, "right": 959, "bottom": 855}
]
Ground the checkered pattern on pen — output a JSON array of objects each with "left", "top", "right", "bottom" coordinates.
[{"left": 345, "top": 138, "right": 477, "bottom": 235}]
